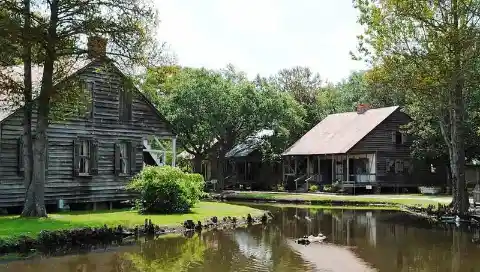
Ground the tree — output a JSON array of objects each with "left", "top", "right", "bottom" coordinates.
[
  {"left": 269, "top": 66, "right": 323, "bottom": 130},
  {"left": 0, "top": 0, "right": 165, "bottom": 217},
  {"left": 159, "top": 67, "right": 221, "bottom": 173},
  {"left": 353, "top": 0, "right": 480, "bottom": 214}
]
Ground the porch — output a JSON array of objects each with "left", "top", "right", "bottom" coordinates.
[
  {"left": 142, "top": 135, "right": 177, "bottom": 167},
  {"left": 282, "top": 153, "right": 377, "bottom": 191}
]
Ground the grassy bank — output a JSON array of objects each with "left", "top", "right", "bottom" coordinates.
[
  {"left": 0, "top": 202, "right": 262, "bottom": 239},
  {"left": 220, "top": 192, "right": 452, "bottom": 208}
]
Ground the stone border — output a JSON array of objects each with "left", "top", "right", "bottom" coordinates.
[{"left": 0, "top": 213, "right": 271, "bottom": 256}]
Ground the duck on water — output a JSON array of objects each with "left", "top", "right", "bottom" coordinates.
[{"left": 296, "top": 233, "right": 327, "bottom": 245}]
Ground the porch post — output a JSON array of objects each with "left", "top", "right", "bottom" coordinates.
[
  {"left": 346, "top": 154, "right": 349, "bottom": 183},
  {"left": 317, "top": 155, "right": 321, "bottom": 183},
  {"left": 171, "top": 137, "right": 177, "bottom": 167},
  {"left": 331, "top": 154, "right": 334, "bottom": 184},
  {"left": 307, "top": 156, "right": 311, "bottom": 176},
  {"left": 294, "top": 156, "right": 298, "bottom": 175}
]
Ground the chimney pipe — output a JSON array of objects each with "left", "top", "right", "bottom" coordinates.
[
  {"left": 87, "top": 36, "right": 107, "bottom": 59},
  {"left": 357, "top": 103, "right": 371, "bottom": 114}
]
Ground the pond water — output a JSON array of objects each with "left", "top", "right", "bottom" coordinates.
[{"left": 2, "top": 204, "right": 480, "bottom": 272}]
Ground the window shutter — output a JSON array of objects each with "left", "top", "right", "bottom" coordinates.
[
  {"left": 90, "top": 140, "right": 99, "bottom": 175},
  {"left": 17, "top": 137, "right": 24, "bottom": 175},
  {"left": 129, "top": 141, "right": 137, "bottom": 175},
  {"left": 391, "top": 131, "right": 396, "bottom": 143},
  {"left": 45, "top": 139, "right": 49, "bottom": 176},
  {"left": 114, "top": 143, "right": 121, "bottom": 175},
  {"left": 401, "top": 133, "right": 407, "bottom": 144},
  {"left": 73, "top": 139, "right": 80, "bottom": 176}
]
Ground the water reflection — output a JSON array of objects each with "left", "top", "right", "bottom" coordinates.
[{"left": 2, "top": 205, "right": 480, "bottom": 272}]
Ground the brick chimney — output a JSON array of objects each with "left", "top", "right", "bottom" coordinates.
[
  {"left": 357, "top": 103, "right": 371, "bottom": 114},
  {"left": 87, "top": 36, "right": 107, "bottom": 59}
]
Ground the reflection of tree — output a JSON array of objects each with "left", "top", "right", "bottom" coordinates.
[{"left": 123, "top": 234, "right": 206, "bottom": 272}]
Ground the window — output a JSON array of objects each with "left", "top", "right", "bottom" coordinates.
[
  {"left": 74, "top": 138, "right": 98, "bottom": 176},
  {"left": 79, "top": 140, "right": 90, "bottom": 174},
  {"left": 392, "top": 131, "right": 407, "bottom": 145},
  {"left": 119, "top": 88, "right": 132, "bottom": 122},
  {"left": 354, "top": 158, "right": 369, "bottom": 174},
  {"left": 115, "top": 141, "right": 138, "bottom": 176},
  {"left": 395, "top": 160, "right": 404, "bottom": 173},
  {"left": 386, "top": 159, "right": 395, "bottom": 173},
  {"left": 119, "top": 142, "right": 129, "bottom": 175}
]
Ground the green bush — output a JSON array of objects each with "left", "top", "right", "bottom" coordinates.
[
  {"left": 308, "top": 184, "right": 319, "bottom": 192},
  {"left": 127, "top": 166, "right": 205, "bottom": 214}
]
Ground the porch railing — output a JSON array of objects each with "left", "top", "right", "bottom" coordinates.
[{"left": 342, "top": 174, "right": 376, "bottom": 183}]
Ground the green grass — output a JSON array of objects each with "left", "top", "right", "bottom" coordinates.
[
  {"left": 248, "top": 203, "right": 402, "bottom": 211},
  {"left": 0, "top": 202, "right": 262, "bottom": 239},
  {"left": 229, "top": 192, "right": 452, "bottom": 207}
]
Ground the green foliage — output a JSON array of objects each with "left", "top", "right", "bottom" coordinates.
[
  {"left": 127, "top": 166, "right": 205, "bottom": 214},
  {"left": 308, "top": 184, "right": 319, "bottom": 192}
]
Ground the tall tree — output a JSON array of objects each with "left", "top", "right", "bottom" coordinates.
[
  {"left": 0, "top": 0, "right": 165, "bottom": 217},
  {"left": 269, "top": 66, "right": 323, "bottom": 130},
  {"left": 159, "top": 67, "right": 220, "bottom": 173},
  {"left": 354, "top": 0, "right": 480, "bottom": 214}
]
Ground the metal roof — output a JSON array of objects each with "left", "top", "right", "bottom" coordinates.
[
  {"left": 226, "top": 129, "right": 274, "bottom": 158},
  {"left": 282, "top": 106, "right": 399, "bottom": 156}
]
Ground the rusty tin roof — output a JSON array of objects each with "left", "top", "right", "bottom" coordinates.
[{"left": 282, "top": 106, "right": 399, "bottom": 156}]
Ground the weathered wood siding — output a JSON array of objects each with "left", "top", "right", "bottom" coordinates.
[
  {"left": 0, "top": 60, "right": 174, "bottom": 207},
  {"left": 349, "top": 109, "right": 442, "bottom": 186}
]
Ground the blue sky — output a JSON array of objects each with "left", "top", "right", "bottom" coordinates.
[{"left": 155, "top": 0, "right": 367, "bottom": 83}]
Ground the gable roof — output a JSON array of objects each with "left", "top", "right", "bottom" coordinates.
[
  {"left": 282, "top": 106, "right": 400, "bottom": 156},
  {"left": 226, "top": 129, "right": 274, "bottom": 158},
  {"left": 0, "top": 58, "right": 176, "bottom": 135}
]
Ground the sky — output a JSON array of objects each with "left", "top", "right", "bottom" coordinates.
[{"left": 155, "top": 0, "right": 367, "bottom": 84}]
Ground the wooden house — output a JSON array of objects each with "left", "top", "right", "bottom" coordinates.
[
  {"left": 282, "top": 104, "right": 443, "bottom": 193},
  {"left": 224, "top": 129, "right": 280, "bottom": 190},
  {"left": 0, "top": 37, "right": 176, "bottom": 210}
]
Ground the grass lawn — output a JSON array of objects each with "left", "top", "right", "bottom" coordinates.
[
  {"left": 0, "top": 202, "right": 262, "bottom": 239},
  {"left": 247, "top": 202, "right": 402, "bottom": 211},
  {"left": 229, "top": 192, "right": 452, "bottom": 207}
]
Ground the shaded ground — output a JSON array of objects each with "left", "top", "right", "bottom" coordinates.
[{"left": 0, "top": 202, "right": 262, "bottom": 239}]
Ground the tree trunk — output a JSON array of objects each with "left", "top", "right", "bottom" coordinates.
[
  {"left": 450, "top": 82, "right": 468, "bottom": 215},
  {"left": 216, "top": 147, "right": 226, "bottom": 192},
  {"left": 22, "top": 0, "right": 58, "bottom": 217},
  {"left": 449, "top": 0, "right": 469, "bottom": 215},
  {"left": 193, "top": 155, "right": 203, "bottom": 174},
  {"left": 19, "top": 0, "right": 37, "bottom": 217}
]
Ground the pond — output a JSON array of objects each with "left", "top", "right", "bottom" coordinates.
[{"left": 2, "top": 204, "right": 480, "bottom": 272}]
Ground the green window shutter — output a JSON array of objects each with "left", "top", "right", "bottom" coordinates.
[
  {"left": 73, "top": 139, "right": 80, "bottom": 176},
  {"left": 17, "top": 137, "right": 24, "bottom": 176},
  {"left": 114, "top": 143, "right": 121, "bottom": 176},
  {"left": 90, "top": 140, "right": 99, "bottom": 175},
  {"left": 129, "top": 141, "right": 138, "bottom": 175},
  {"left": 45, "top": 138, "right": 49, "bottom": 176}
]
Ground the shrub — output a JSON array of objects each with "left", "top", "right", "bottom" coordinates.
[
  {"left": 308, "top": 184, "right": 319, "bottom": 192},
  {"left": 127, "top": 166, "right": 205, "bottom": 214}
]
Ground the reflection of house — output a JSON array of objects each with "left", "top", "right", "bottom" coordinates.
[
  {"left": 224, "top": 129, "right": 280, "bottom": 190},
  {"left": 282, "top": 104, "right": 442, "bottom": 193}
]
